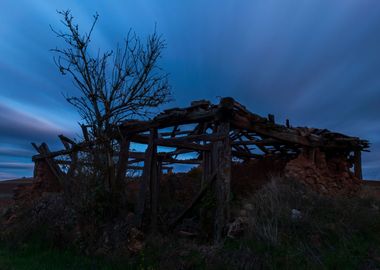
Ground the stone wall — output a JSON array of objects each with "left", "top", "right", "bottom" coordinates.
[{"left": 285, "top": 148, "right": 361, "bottom": 195}]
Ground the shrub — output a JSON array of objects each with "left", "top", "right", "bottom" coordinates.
[{"left": 234, "top": 177, "right": 380, "bottom": 268}]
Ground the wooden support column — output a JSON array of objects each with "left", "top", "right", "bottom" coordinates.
[
  {"left": 58, "top": 135, "right": 78, "bottom": 177},
  {"left": 354, "top": 150, "right": 362, "bottom": 180},
  {"left": 200, "top": 150, "right": 212, "bottom": 232},
  {"left": 151, "top": 158, "right": 162, "bottom": 232},
  {"left": 213, "top": 122, "right": 231, "bottom": 243},
  {"left": 116, "top": 138, "right": 130, "bottom": 188},
  {"left": 202, "top": 151, "right": 212, "bottom": 188},
  {"left": 135, "top": 129, "right": 158, "bottom": 228}
]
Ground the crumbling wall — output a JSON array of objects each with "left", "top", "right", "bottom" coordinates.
[
  {"left": 12, "top": 160, "right": 61, "bottom": 208},
  {"left": 32, "top": 160, "right": 62, "bottom": 192},
  {"left": 285, "top": 148, "right": 361, "bottom": 195},
  {"left": 231, "top": 157, "right": 288, "bottom": 197},
  {"left": 230, "top": 148, "right": 360, "bottom": 197}
]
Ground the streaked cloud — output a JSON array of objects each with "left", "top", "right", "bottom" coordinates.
[
  {"left": 0, "top": 0, "right": 379, "bottom": 179},
  {"left": 0, "top": 162, "right": 34, "bottom": 170}
]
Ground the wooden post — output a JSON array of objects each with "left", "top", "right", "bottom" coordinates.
[
  {"left": 151, "top": 158, "right": 162, "bottom": 232},
  {"left": 58, "top": 135, "right": 78, "bottom": 177},
  {"left": 354, "top": 150, "right": 362, "bottom": 180},
  {"left": 116, "top": 138, "right": 130, "bottom": 187},
  {"left": 202, "top": 151, "right": 212, "bottom": 188},
  {"left": 213, "top": 122, "right": 231, "bottom": 243},
  {"left": 135, "top": 129, "right": 157, "bottom": 228},
  {"left": 200, "top": 150, "right": 212, "bottom": 233}
]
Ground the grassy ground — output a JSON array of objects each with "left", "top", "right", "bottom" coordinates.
[
  {"left": 0, "top": 243, "right": 133, "bottom": 270},
  {"left": 2, "top": 179, "right": 380, "bottom": 269},
  {"left": 2, "top": 231, "right": 378, "bottom": 270}
]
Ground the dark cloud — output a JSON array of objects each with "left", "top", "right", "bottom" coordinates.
[{"left": 0, "top": 0, "right": 379, "bottom": 179}]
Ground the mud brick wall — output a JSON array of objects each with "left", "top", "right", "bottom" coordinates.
[
  {"left": 32, "top": 160, "right": 62, "bottom": 192},
  {"left": 285, "top": 148, "right": 361, "bottom": 195}
]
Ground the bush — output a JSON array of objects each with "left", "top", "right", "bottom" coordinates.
[{"left": 233, "top": 177, "right": 380, "bottom": 269}]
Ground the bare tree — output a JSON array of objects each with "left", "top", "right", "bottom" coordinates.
[{"left": 51, "top": 10, "right": 171, "bottom": 192}]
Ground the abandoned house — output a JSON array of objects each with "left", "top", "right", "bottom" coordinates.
[{"left": 30, "top": 97, "right": 369, "bottom": 242}]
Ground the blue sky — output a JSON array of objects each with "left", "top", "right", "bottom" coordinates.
[{"left": 0, "top": 0, "right": 380, "bottom": 179}]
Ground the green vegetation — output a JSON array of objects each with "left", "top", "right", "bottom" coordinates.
[
  {"left": 0, "top": 241, "right": 134, "bottom": 270},
  {"left": 219, "top": 179, "right": 380, "bottom": 269}
]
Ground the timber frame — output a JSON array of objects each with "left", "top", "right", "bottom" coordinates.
[{"left": 32, "top": 97, "right": 369, "bottom": 242}]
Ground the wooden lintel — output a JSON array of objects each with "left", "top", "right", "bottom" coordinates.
[
  {"left": 232, "top": 150, "right": 263, "bottom": 159},
  {"left": 162, "top": 158, "right": 202, "bottom": 165},
  {"left": 127, "top": 165, "right": 172, "bottom": 171},
  {"left": 129, "top": 134, "right": 211, "bottom": 151},
  {"left": 231, "top": 138, "right": 280, "bottom": 146},
  {"left": 121, "top": 109, "right": 217, "bottom": 135},
  {"left": 157, "top": 133, "right": 223, "bottom": 144},
  {"left": 159, "top": 130, "right": 191, "bottom": 137}
]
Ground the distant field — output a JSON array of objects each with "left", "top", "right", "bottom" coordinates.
[
  {"left": 361, "top": 180, "right": 380, "bottom": 198},
  {"left": 0, "top": 178, "right": 33, "bottom": 194},
  {"left": 0, "top": 178, "right": 33, "bottom": 210},
  {"left": 0, "top": 178, "right": 34, "bottom": 184}
]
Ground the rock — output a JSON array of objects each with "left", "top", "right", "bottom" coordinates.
[
  {"left": 227, "top": 217, "right": 247, "bottom": 239},
  {"left": 244, "top": 203, "right": 254, "bottom": 211},
  {"left": 127, "top": 228, "right": 144, "bottom": 253},
  {"left": 239, "top": 209, "right": 247, "bottom": 217},
  {"left": 291, "top": 209, "right": 302, "bottom": 220}
]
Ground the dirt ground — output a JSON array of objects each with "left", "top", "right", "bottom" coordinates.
[
  {"left": 360, "top": 180, "right": 380, "bottom": 199},
  {"left": 0, "top": 178, "right": 33, "bottom": 210}
]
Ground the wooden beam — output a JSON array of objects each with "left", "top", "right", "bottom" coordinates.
[
  {"left": 162, "top": 158, "right": 202, "bottom": 165},
  {"left": 232, "top": 113, "right": 317, "bottom": 147},
  {"left": 155, "top": 137, "right": 213, "bottom": 150},
  {"left": 58, "top": 135, "right": 78, "bottom": 177},
  {"left": 32, "top": 140, "right": 97, "bottom": 161},
  {"left": 159, "top": 130, "right": 192, "bottom": 137},
  {"left": 170, "top": 125, "right": 179, "bottom": 138},
  {"left": 158, "top": 133, "right": 224, "bottom": 143},
  {"left": 120, "top": 151, "right": 202, "bottom": 164},
  {"left": 240, "top": 132, "right": 271, "bottom": 154},
  {"left": 232, "top": 150, "right": 263, "bottom": 159},
  {"left": 54, "top": 161, "right": 171, "bottom": 171},
  {"left": 129, "top": 134, "right": 211, "bottom": 151},
  {"left": 121, "top": 108, "right": 217, "bottom": 135},
  {"left": 81, "top": 125, "right": 90, "bottom": 141},
  {"left": 58, "top": 134, "right": 76, "bottom": 146},
  {"left": 231, "top": 138, "right": 280, "bottom": 146}
]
